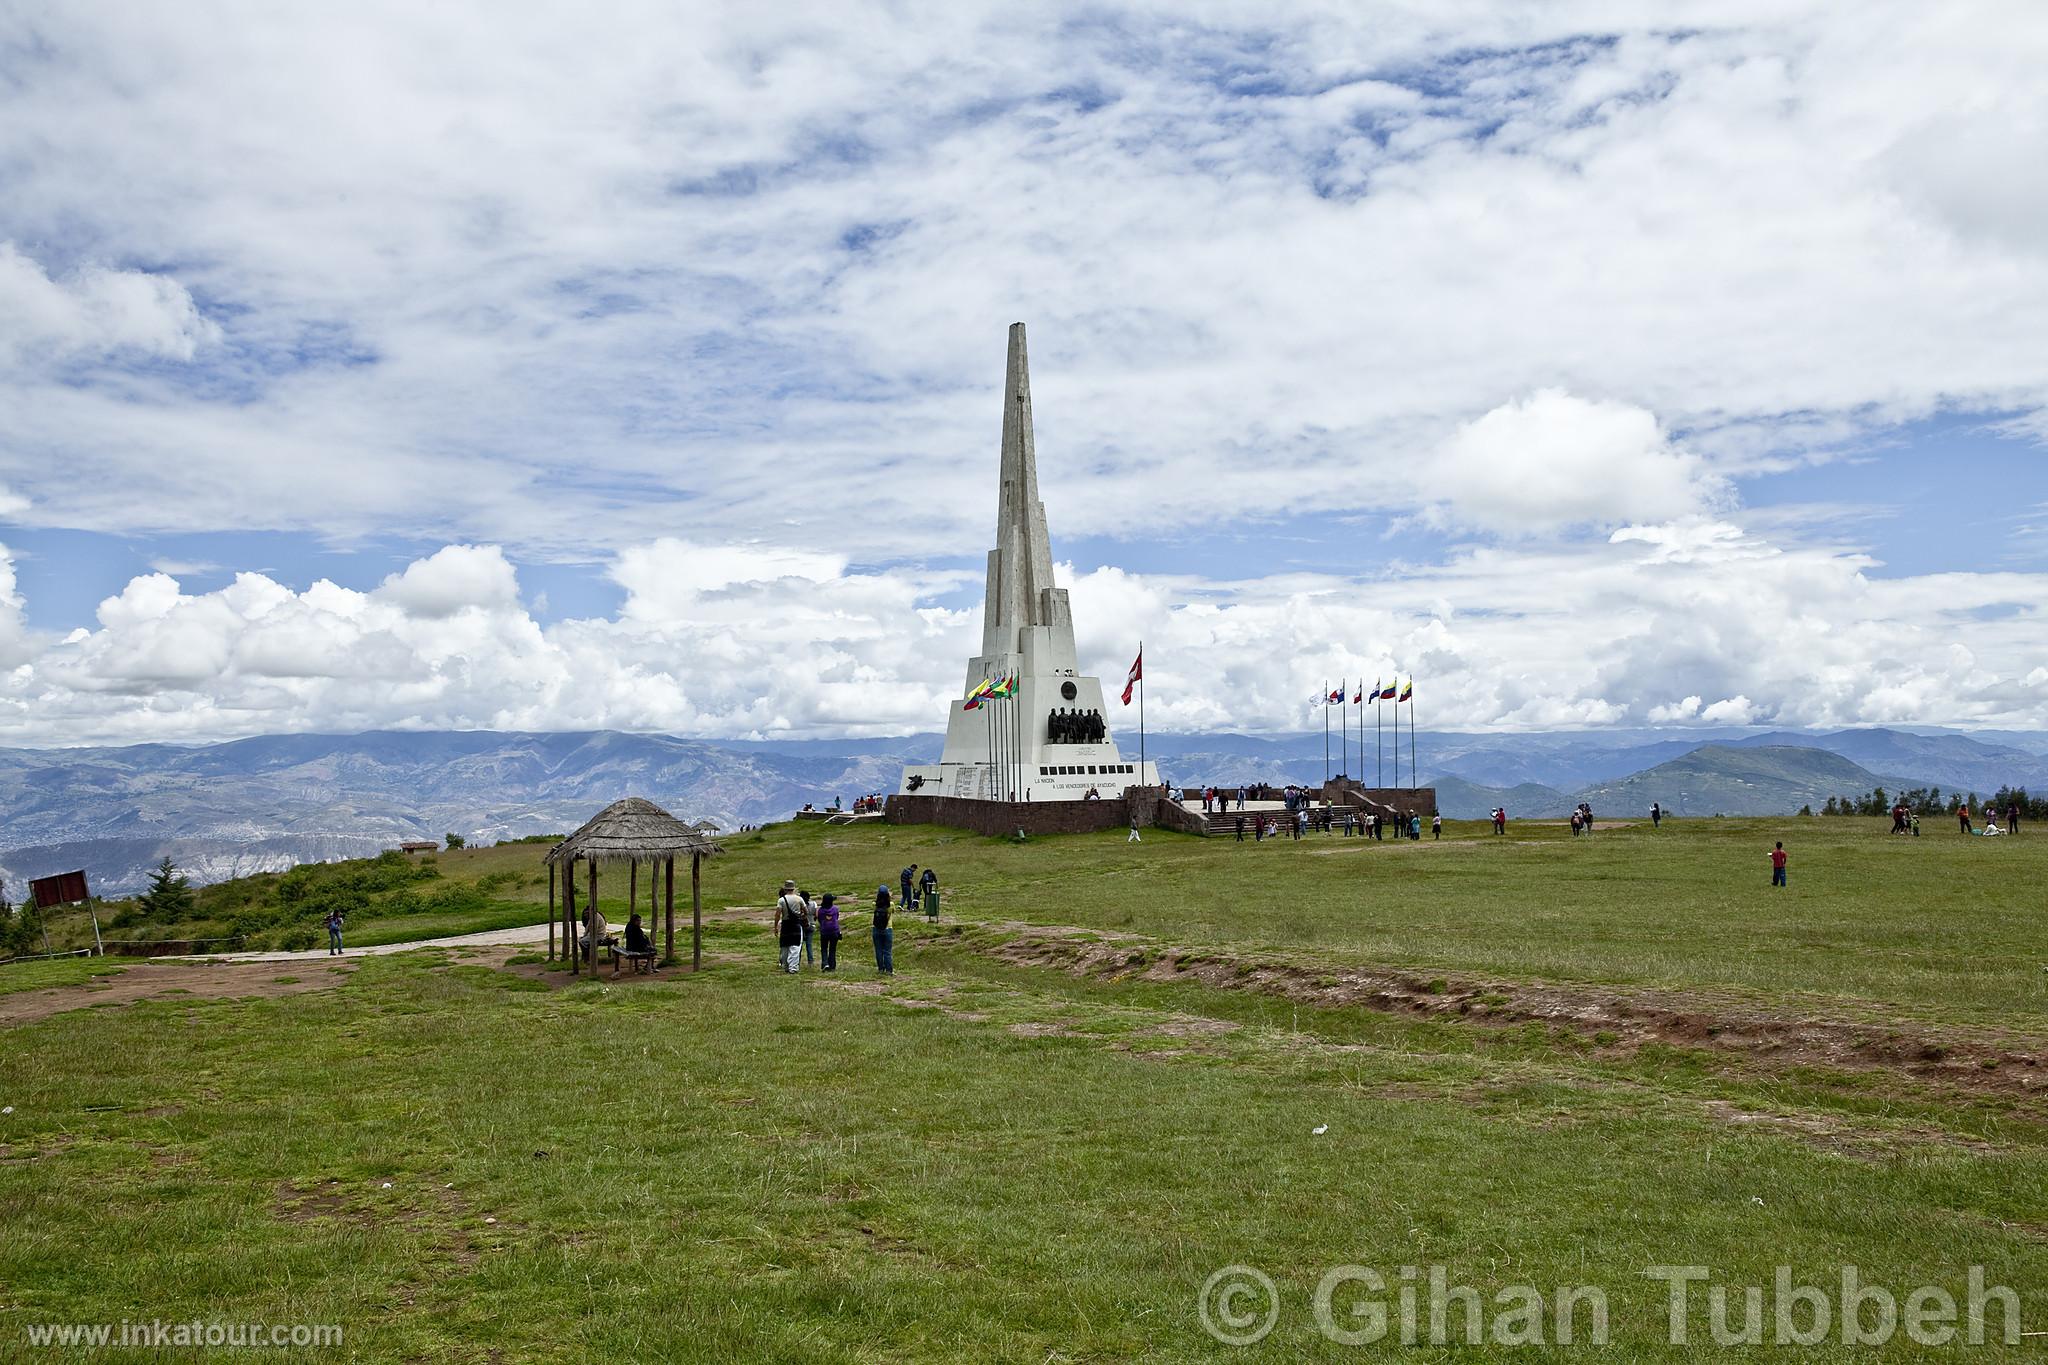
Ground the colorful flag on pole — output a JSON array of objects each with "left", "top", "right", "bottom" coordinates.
[
  {"left": 1353, "top": 683, "right": 1364, "bottom": 704},
  {"left": 1328, "top": 681, "right": 1344, "bottom": 704},
  {"left": 1122, "top": 648, "right": 1142, "bottom": 705},
  {"left": 1380, "top": 680, "right": 1398, "bottom": 700},
  {"left": 1399, "top": 679, "right": 1414, "bottom": 702},
  {"left": 962, "top": 677, "right": 993, "bottom": 711},
  {"left": 991, "top": 673, "right": 1017, "bottom": 699}
]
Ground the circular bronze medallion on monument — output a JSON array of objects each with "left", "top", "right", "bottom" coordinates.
[{"left": 1060, "top": 681, "right": 1078, "bottom": 701}]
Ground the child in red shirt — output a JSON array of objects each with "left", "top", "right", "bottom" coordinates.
[{"left": 1770, "top": 842, "right": 1787, "bottom": 887}]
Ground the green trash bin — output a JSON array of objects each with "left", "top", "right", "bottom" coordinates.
[{"left": 924, "top": 889, "right": 939, "bottom": 921}]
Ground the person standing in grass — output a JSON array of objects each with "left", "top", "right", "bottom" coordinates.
[
  {"left": 1432, "top": 812, "right": 1442, "bottom": 840},
  {"left": 900, "top": 864, "right": 917, "bottom": 912},
  {"left": 2009, "top": 800, "right": 2021, "bottom": 835},
  {"left": 1959, "top": 804, "right": 1974, "bottom": 835},
  {"left": 326, "top": 908, "right": 344, "bottom": 956},
  {"left": 1235, "top": 814, "right": 1246, "bottom": 842},
  {"left": 919, "top": 865, "right": 939, "bottom": 920},
  {"left": 775, "top": 880, "right": 806, "bottom": 974},
  {"left": 818, "top": 894, "right": 842, "bottom": 972},
  {"left": 872, "top": 884, "right": 894, "bottom": 975},
  {"left": 1770, "top": 842, "right": 1788, "bottom": 888},
  {"left": 1651, "top": 801, "right": 1662, "bottom": 828},
  {"left": 1129, "top": 812, "right": 1143, "bottom": 843}
]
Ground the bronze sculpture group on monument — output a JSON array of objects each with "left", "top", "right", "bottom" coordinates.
[{"left": 892, "top": 322, "right": 1432, "bottom": 836}]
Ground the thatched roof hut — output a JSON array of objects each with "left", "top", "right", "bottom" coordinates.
[{"left": 545, "top": 798, "right": 724, "bottom": 974}]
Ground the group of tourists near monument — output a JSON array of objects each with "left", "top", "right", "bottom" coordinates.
[{"left": 772, "top": 864, "right": 939, "bottom": 975}]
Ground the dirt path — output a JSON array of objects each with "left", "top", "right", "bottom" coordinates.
[{"left": 176, "top": 921, "right": 553, "bottom": 964}]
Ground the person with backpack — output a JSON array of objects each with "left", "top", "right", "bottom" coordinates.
[
  {"left": 817, "top": 894, "right": 842, "bottom": 972},
  {"left": 774, "top": 880, "right": 806, "bottom": 974},
  {"left": 326, "top": 908, "right": 345, "bottom": 956},
  {"left": 871, "top": 884, "right": 894, "bottom": 975},
  {"left": 919, "top": 866, "right": 939, "bottom": 920}
]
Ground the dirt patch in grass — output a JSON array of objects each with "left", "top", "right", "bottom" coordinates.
[
  {"left": 1700, "top": 1099, "right": 2004, "bottom": 1159},
  {"left": 275, "top": 1176, "right": 491, "bottom": 1271},
  {"left": 984, "top": 934, "right": 2048, "bottom": 1104},
  {"left": 0, "top": 959, "right": 361, "bottom": 1026}
]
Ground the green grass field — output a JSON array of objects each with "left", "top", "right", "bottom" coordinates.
[{"left": 4, "top": 815, "right": 2046, "bottom": 1360}]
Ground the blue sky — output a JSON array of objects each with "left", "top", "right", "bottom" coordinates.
[{"left": 0, "top": 2, "right": 2044, "bottom": 745}]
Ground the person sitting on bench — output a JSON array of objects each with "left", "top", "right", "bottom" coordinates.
[{"left": 619, "top": 912, "right": 657, "bottom": 973}]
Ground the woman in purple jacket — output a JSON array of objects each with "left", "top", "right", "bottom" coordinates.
[{"left": 817, "top": 893, "right": 843, "bottom": 972}]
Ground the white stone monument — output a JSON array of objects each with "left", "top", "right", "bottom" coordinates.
[{"left": 899, "top": 323, "right": 1159, "bottom": 802}]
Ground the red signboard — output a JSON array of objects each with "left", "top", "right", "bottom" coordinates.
[{"left": 29, "top": 870, "right": 90, "bottom": 909}]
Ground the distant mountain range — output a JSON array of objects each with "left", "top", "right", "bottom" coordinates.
[{"left": 0, "top": 725, "right": 2040, "bottom": 895}]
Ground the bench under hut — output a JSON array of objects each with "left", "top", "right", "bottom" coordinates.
[{"left": 543, "top": 798, "right": 724, "bottom": 974}]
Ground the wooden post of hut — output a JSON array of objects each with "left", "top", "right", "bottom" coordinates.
[
  {"left": 564, "top": 856, "right": 578, "bottom": 976},
  {"left": 691, "top": 851, "right": 703, "bottom": 972},
  {"left": 547, "top": 863, "right": 556, "bottom": 962},
  {"left": 663, "top": 857, "right": 675, "bottom": 964}
]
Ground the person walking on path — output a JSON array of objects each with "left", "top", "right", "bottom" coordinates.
[
  {"left": 775, "top": 880, "right": 806, "bottom": 973},
  {"left": 1235, "top": 814, "right": 1246, "bottom": 842},
  {"left": 818, "top": 894, "right": 842, "bottom": 972},
  {"left": 1770, "top": 842, "right": 1788, "bottom": 888},
  {"left": 871, "top": 884, "right": 894, "bottom": 975},
  {"left": 326, "top": 909, "right": 345, "bottom": 956},
  {"left": 1432, "top": 813, "right": 1442, "bottom": 840},
  {"left": 1959, "top": 804, "right": 1974, "bottom": 835},
  {"left": 800, "top": 890, "right": 817, "bottom": 967},
  {"left": 920, "top": 866, "right": 939, "bottom": 920}
]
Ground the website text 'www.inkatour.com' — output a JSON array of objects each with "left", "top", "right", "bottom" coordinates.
[{"left": 23, "top": 1320, "right": 341, "bottom": 1350}]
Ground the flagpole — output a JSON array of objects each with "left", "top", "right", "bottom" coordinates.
[
  {"left": 1323, "top": 681, "right": 1330, "bottom": 786},
  {"left": 1394, "top": 689, "right": 1401, "bottom": 791},
  {"left": 1409, "top": 689, "right": 1417, "bottom": 792},
  {"left": 1138, "top": 641, "right": 1146, "bottom": 784},
  {"left": 983, "top": 697, "right": 993, "bottom": 800},
  {"left": 1376, "top": 693, "right": 1383, "bottom": 788}
]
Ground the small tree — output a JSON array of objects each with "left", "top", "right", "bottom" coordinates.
[
  {"left": 138, "top": 856, "right": 196, "bottom": 921},
  {"left": 1798, "top": 804, "right": 1814, "bottom": 817},
  {"left": 444, "top": 833, "right": 466, "bottom": 851},
  {"left": 1821, "top": 796, "right": 1839, "bottom": 816}
]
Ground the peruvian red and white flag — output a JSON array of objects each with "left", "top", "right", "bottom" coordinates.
[{"left": 1121, "top": 647, "right": 1143, "bottom": 705}]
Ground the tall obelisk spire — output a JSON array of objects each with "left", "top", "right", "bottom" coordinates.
[{"left": 982, "top": 322, "right": 1061, "bottom": 656}]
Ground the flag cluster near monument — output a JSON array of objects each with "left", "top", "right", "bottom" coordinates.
[{"left": 898, "top": 324, "right": 1159, "bottom": 802}]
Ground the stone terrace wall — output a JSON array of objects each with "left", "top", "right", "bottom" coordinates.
[{"left": 885, "top": 786, "right": 1209, "bottom": 837}]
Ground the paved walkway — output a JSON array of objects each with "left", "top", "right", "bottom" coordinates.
[{"left": 167, "top": 921, "right": 554, "bottom": 965}]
